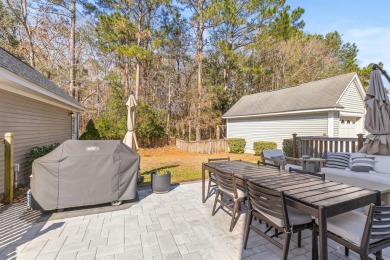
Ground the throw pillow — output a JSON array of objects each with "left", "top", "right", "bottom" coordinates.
[
  {"left": 270, "top": 155, "right": 286, "bottom": 166},
  {"left": 325, "top": 153, "right": 350, "bottom": 169},
  {"left": 351, "top": 157, "right": 375, "bottom": 172}
]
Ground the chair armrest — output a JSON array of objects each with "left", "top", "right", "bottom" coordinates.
[
  {"left": 285, "top": 156, "right": 304, "bottom": 165},
  {"left": 262, "top": 156, "right": 285, "bottom": 165},
  {"left": 208, "top": 157, "right": 230, "bottom": 162}
]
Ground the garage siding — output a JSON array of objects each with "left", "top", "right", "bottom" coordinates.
[
  {"left": 227, "top": 113, "right": 329, "bottom": 153},
  {"left": 0, "top": 89, "right": 72, "bottom": 193},
  {"left": 338, "top": 81, "right": 365, "bottom": 113}
]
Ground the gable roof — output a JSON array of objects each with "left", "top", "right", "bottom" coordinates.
[
  {"left": 223, "top": 72, "right": 360, "bottom": 119},
  {"left": 0, "top": 47, "right": 83, "bottom": 110}
]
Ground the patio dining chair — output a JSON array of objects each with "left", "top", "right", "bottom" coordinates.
[
  {"left": 313, "top": 204, "right": 390, "bottom": 260},
  {"left": 262, "top": 149, "right": 303, "bottom": 171},
  {"left": 243, "top": 180, "right": 313, "bottom": 260},
  {"left": 257, "top": 160, "right": 281, "bottom": 170},
  {"left": 212, "top": 168, "right": 246, "bottom": 232},
  {"left": 288, "top": 167, "right": 325, "bottom": 180},
  {"left": 207, "top": 157, "right": 230, "bottom": 198}
]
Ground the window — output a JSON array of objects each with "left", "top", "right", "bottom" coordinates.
[{"left": 341, "top": 120, "right": 345, "bottom": 124}]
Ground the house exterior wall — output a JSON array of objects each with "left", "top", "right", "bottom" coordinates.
[
  {"left": 0, "top": 89, "right": 72, "bottom": 194},
  {"left": 227, "top": 113, "right": 329, "bottom": 153}
]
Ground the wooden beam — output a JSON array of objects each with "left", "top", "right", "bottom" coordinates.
[{"left": 4, "top": 133, "right": 14, "bottom": 204}]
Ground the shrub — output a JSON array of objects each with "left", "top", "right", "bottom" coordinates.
[
  {"left": 283, "top": 138, "right": 294, "bottom": 157},
  {"left": 29, "top": 143, "right": 60, "bottom": 163},
  {"left": 253, "top": 141, "right": 277, "bottom": 155},
  {"left": 80, "top": 119, "right": 101, "bottom": 140},
  {"left": 227, "top": 138, "right": 246, "bottom": 153}
]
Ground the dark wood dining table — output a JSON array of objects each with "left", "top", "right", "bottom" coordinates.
[{"left": 202, "top": 160, "right": 381, "bottom": 260}]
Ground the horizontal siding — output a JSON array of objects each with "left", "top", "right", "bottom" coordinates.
[
  {"left": 0, "top": 89, "right": 72, "bottom": 193},
  {"left": 339, "top": 81, "right": 365, "bottom": 114},
  {"left": 227, "top": 113, "right": 328, "bottom": 153}
]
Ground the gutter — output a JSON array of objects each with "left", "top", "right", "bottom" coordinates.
[{"left": 222, "top": 107, "right": 342, "bottom": 119}]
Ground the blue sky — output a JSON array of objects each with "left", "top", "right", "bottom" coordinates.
[{"left": 288, "top": 0, "right": 390, "bottom": 72}]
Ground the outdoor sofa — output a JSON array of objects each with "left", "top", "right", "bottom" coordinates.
[
  {"left": 321, "top": 152, "right": 390, "bottom": 207},
  {"left": 321, "top": 152, "right": 390, "bottom": 186}
]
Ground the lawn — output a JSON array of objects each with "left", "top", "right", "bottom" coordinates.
[{"left": 139, "top": 146, "right": 259, "bottom": 184}]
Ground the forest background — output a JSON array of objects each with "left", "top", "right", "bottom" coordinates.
[{"left": 0, "top": 0, "right": 382, "bottom": 146}]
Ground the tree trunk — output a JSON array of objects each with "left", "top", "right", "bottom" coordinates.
[
  {"left": 135, "top": 15, "right": 141, "bottom": 99},
  {"left": 195, "top": 2, "right": 204, "bottom": 141},
  {"left": 188, "top": 119, "right": 191, "bottom": 141},
  {"left": 9, "top": 0, "right": 36, "bottom": 67},
  {"left": 69, "top": 0, "right": 76, "bottom": 98}
]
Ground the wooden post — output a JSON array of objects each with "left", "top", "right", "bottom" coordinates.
[
  {"left": 292, "top": 133, "right": 297, "bottom": 158},
  {"left": 357, "top": 133, "right": 364, "bottom": 151},
  {"left": 4, "top": 133, "right": 14, "bottom": 204}
]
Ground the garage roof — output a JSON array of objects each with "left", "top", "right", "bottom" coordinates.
[{"left": 223, "top": 73, "right": 360, "bottom": 118}]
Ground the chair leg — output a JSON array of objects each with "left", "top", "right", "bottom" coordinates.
[
  {"left": 229, "top": 201, "right": 239, "bottom": 232},
  {"left": 375, "top": 250, "right": 382, "bottom": 260},
  {"left": 207, "top": 177, "right": 212, "bottom": 198},
  {"left": 212, "top": 190, "right": 219, "bottom": 216},
  {"left": 312, "top": 223, "right": 318, "bottom": 260},
  {"left": 298, "top": 231, "right": 302, "bottom": 248},
  {"left": 344, "top": 247, "right": 349, "bottom": 256},
  {"left": 282, "top": 232, "right": 291, "bottom": 260},
  {"left": 274, "top": 228, "right": 278, "bottom": 238},
  {"left": 243, "top": 210, "right": 253, "bottom": 249}
]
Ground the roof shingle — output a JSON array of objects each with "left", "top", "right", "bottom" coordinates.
[{"left": 223, "top": 73, "right": 357, "bottom": 118}]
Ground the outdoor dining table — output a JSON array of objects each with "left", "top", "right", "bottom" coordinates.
[{"left": 202, "top": 160, "right": 381, "bottom": 260}]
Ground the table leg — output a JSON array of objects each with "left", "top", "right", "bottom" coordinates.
[
  {"left": 318, "top": 206, "right": 328, "bottom": 260},
  {"left": 202, "top": 164, "right": 206, "bottom": 203}
]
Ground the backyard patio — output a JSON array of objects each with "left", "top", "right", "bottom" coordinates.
[{"left": 1, "top": 181, "right": 389, "bottom": 260}]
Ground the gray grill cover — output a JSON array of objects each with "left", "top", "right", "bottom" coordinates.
[{"left": 31, "top": 140, "right": 140, "bottom": 210}]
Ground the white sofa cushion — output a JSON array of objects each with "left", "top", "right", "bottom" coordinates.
[
  {"left": 322, "top": 167, "right": 390, "bottom": 186},
  {"left": 373, "top": 155, "right": 390, "bottom": 174},
  {"left": 321, "top": 167, "right": 352, "bottom": 178}
]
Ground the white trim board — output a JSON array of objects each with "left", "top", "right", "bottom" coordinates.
[{"left": 0, "top": 68, "right": 84, "bottom": 112}]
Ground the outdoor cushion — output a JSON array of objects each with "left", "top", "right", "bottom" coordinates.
[
  {"left": 256, "top": 206, "right": 312, "bottom": 228},
  {"left": 325, "top": 153, "right": 350, "bottom": 169},
  {"left": 218, "top": 187, "right": 246, "bottom": 199},
  {"left": 351, "top": 157, "right": 375, "bottom": 172},
  {"left": 373, "top": 155, "right": 390, "bottom": 174},
  {"left": 286, "top": 164, "right": 303, "bottom": 171},
  {"left": 263, "top": 149, "right": 284, "bottom": 164},
  {"left": 322, "top": 167, "right": 390, "bottom": 186},
  {"left": 270, "top": 155, "right": 286, "bottom": 166},
  {"left": 348, "top": 152, "right": 367, "bottom": 168},
  {"left": 315, "top": 210, "right": 366, "bottom": 246}
]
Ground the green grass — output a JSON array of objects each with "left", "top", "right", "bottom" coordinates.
[{"left": 138, "top": 146, "right": 259, "bottom": 185}]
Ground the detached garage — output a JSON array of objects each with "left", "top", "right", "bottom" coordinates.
[{"left": 223, "top": 73, "right": 366, "bottom": 153}]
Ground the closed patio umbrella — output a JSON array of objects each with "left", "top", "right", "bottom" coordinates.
[
  {"left": 123, "top": 93, "right": 139, "bottom": 150},
  {"left": 360, "top": 65, "right": 390, "bottom": 155}
]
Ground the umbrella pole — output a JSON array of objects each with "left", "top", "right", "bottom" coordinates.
[{"left": 373, "top": 64, "right": 390, "bottom": 84}]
